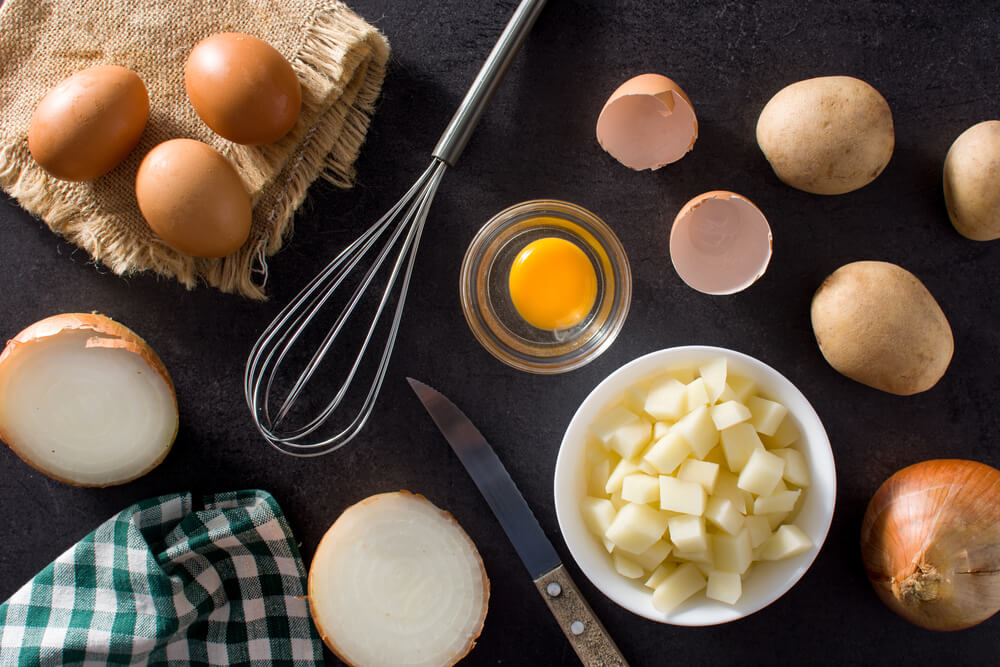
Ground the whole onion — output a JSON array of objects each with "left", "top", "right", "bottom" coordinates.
[{"left": 861, "top": 459, "right": 1000, "bottom": 630}]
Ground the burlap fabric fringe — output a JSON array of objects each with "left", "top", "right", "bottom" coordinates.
[{"left": 0, "top": 0, "right": 389, "bottom": 299}]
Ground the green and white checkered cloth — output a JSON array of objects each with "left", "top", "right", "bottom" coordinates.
[{"left": 0, "top": 490, "right": 325, "bottom": 666}]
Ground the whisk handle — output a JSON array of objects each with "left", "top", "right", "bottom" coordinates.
[{"left": 432, "top": 0, "right": 548, "bottom": 166}]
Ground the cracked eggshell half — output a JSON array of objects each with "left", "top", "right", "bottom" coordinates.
[
  {"left": 597, "top": 73, "right": 698, "bottom": 170},
  {"left": 669, "top": 191, "right": 772, "bottom": 295}
]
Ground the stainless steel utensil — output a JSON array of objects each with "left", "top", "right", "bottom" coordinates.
[
  {"left": 245, "top": 0, "right": 548, "bottom": 456},
  {"left": 408, "top": 377, "right": 630, "bottom": 667}
]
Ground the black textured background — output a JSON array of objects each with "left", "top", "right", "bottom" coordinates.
[{"left": 2, "top": 0, "right": 999, "bottom": 664}]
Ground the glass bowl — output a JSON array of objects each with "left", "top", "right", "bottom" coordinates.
[{"left": 460, "top": 200, "right": 631, "bottom": 374}]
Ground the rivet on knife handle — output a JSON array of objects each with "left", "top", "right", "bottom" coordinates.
[{"left": 534, "top": 565, "right": 630, "bottom": 667}]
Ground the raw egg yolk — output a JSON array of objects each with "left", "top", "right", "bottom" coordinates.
[{"left": 508, "top": 237, "right": 598, "bottom": 330}]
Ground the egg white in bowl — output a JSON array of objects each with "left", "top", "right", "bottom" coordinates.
[{"left": 554, "top": 346, "right": 836, "bottom": 626}]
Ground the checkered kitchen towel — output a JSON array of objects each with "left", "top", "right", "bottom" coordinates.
[{"left": 0, "top": 490, "right": 324, "bottom": 666}]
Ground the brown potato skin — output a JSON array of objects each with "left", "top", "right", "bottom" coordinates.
[
  {"left": 756, "top": 76, "right": 894, "bottom": 195},
  {"left": 28, "top": 65, "right": 149, "bottom": 181},
  {"left": 810, "top": 261, "right": 953, "bottom": 395},
  {"left": 943, "top": 120, "right": 1000, "bottom": 241}
]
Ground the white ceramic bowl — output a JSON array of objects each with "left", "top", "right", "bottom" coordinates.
[{"left": 554, "top": 346, "right": 836, "bottom": 626}]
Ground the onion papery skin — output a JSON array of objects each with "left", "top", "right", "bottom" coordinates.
[
  {"left": 308, "top": 491, "right": 490, "bottom": 667},
  {"left": 861, "top": 459, "right": 1000, "bottom": 631},
  {"left": 0, "top": 313, "right": 178, "bottom": 487}
]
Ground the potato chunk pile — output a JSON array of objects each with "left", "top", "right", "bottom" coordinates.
[{"left": 581, "top": 358, "right": 812, "bottom": 613}]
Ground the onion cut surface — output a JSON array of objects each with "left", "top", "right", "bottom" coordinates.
[
  {"left": 309, "top": 492, "right": 489, "bottom": 667},
  {"left": 0, "top": 313, "right": 177, "bottom": 486}
]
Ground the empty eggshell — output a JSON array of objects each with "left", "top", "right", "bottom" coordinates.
[
  {"left": 669, "top": 191, "right": 772, "bottom": 295},
  {"left": 596, "top": 73, "right": 698, "bottom": 170}
]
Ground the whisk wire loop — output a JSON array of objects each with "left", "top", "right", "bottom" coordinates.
[
  {"left": 244, "top": 159, "right": 447, "bottom": 457},
  {"left": 245, "top": 0, "right": 547, "bottom": 456}
]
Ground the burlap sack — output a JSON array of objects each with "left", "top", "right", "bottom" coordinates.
[{"left": 0, "top": 0, "right": 389, "bottom": 299}]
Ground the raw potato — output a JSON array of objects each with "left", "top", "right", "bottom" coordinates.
[
  {"left": 756, "top": 76, "right": 894, "bottom": 194},
  {"left": 943, "top": 120, "right": 1000, "bottom": 241},
  {"left": 811, "top": 261, "right": 953, "bottom": 395},
  {"left": 309, "top": 492, "right": 489, "bottom": 667}
]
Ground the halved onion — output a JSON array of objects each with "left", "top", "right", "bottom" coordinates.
[
  {"left": 0, "top": 313, "right": 178, "bottom": 487},
  {"left": 309, "top": 491, "right": 489, "bottom": 667}
]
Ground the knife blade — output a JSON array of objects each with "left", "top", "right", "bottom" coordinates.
[{"left": 408, "top": 377, "right": 629, "bottom": 667}]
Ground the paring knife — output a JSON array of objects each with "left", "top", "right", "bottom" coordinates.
[{"left": 408, "top": 378, "right": 629, "bottom": 667}]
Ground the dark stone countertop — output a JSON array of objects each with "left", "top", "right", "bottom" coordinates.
[{"left": 2, "top": 0, "right": 998, "bottom": 664}]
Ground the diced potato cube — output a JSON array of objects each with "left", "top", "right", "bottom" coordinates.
[
  {"left": 588, "top": 458, "right": 612, "bottom": 497},
  {"left": 748, "top": 395, "right": 789, "bottom": 437},
  {"left": 585, "top": 439, "right": 606, "bottom": 464},
  {"left": 622, "top": 473, "right": 660, "bottom": 505},
  {"left": 642, "top": 431, "right": 692, "bottom": 475},
  {"left": 766, "top": 511, "right": 791, "bottom": 531},
  {"left": 738, "top": 449, "right": 785, "bottom": 497},
  {"left": 613, "top": 551, "right": 645, "bottom": 579},
  {"left": 685, "top": 378, "right": 711, "bottom": 409},
  {"left": 706, "top": 571, "right": 742, "bottom": 605},
  {"left": 638, "top": 460, "right": 659, "bottom": 476},
  {"left": 605, "top": 458, "right": 639, "bottom": 495},
  {"left": 710, "top": 400, "right": 752, "bottom": 430},
  {"left": 610, "top": 491, "right": 626, "bottom": 510},
  {"left": 719, "top": 375, "right": 757, "bottom": 404},
  {"left": 713, "top": 471, "right": 747, "bottom": 514},
  {"left": 763, "top": 416, "right": 800, "bottom": 449},
  {"left": 702, "top": 445, "right": 726, "bottom": 466},
  {"left": 671, "top": 548, "right": 712, "bottom": 565},
  {"left": 712, "top": 529, "right": 752, "bottom": 574},
  {"left": 645, "top": 562, "right": 677, "bottom": 589},
  {"left": 653, "top": 421, "right": 673, "bottom": 440},
  {"left": 693, "top": 561, "right": 715, "bottom": 577},
  {"left": 673, "top": 406, "right": 718, "bottom": 458},
  {"left": 623, "top": 383, "right": 649, "bottom": 415},
  {"left": 609, "top": 416, "right": 653, "bottom": 460},
  {"left": 652, "top": 563, "right": 706, "bottom": 613},
  {"left": 605, "top": 503, "right": 670, "bottom": 554},
  {"left": 699, "top": 358, "right": 727, "bottom": 402},
  {"left": 645, "top": 376, "right": 688, "bottom": 420},
  {"left": 667, "top": 367, "right": 696, "bottom": 384},
  {"left": 744, "top": 515, "right": 772, "bottom": 549},
  {"left": 753, "top": 489, "right": 801, "bottom": 515},
  {"left": 591, "top": 405, "right": 638, "bottom": 444},
  {"left": 632, "top": 540, "right": 672, "bottom": 571},
  {"left": 677, "top": 459, "right": 720, "bottom": 493},
  {"left": 659, "top": 476, "right": 707, "bottom": 516},
  {"left": 705, "top": 496, "right": 744, "bottom": 535},
  {"left": 771, "top": 448, "right": 810, "bottom": 487},
  {"left": 720, "top": 423, "right": 765, "bottom": 473},
  {"left": 580, "top": 496, "right": 617, "bottom": 538},
  {"left": 760, "top": 524, "right": 812, "bottom": 560},
  {"left": 667, "top": 515, "right": 708, "bottom": 553}
]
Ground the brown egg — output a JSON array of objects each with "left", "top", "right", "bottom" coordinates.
[
  {"left": 135, "top": 139, "right": 252, "bottom": 258},
  {"left": 28, "top": 65, "right": 149, "bottom": 181},
  {"left": 184, "top": 33, "right": 302, "bottom": 145}
]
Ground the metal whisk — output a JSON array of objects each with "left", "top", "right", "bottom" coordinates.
[{"left": 245, "top": 0, "right": 548, "bottom": 456}]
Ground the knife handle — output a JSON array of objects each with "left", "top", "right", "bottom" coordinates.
[{"left": 534, "top": 565, "right": 630, "bottom": 667}]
